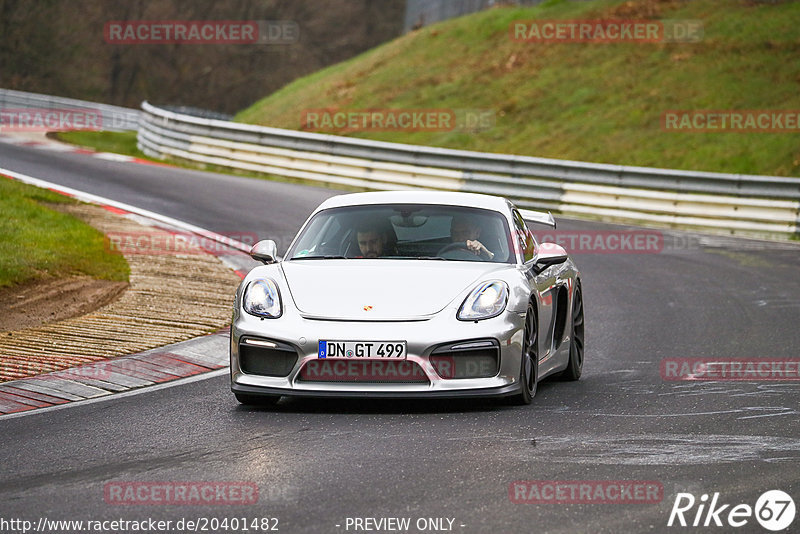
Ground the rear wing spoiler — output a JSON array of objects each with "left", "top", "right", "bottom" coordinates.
[{"left": 520, "top": 209, "right": 557, "bottom": 229}]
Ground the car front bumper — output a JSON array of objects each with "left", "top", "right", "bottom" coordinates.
[{"left": 230, "top": 306, "right": 526, "bottom": 399}]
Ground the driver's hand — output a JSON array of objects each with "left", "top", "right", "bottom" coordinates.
[
  {"left": 466, "top": 240, "right": 494, "bottom": 259},
  {"left": 465, "top": 239, "right": 483, "bottom": 254}
]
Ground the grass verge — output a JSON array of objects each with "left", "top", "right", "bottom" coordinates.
[
  {"left": 0, "top": 177, "right": 130, "bottom": 288},
  {"left": 53, "top": 130, "right": 145, "bottom": 157}
]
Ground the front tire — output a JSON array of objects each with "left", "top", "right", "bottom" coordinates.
[
  {"left": 560, "top": 283, "right": 584, "bottom": 381},
  {"left": 511, "top": 304, "right": 538, "bottom": 405}
]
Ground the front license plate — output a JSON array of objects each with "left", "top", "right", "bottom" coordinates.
[{"left": 318, "top": 341, "right": 407, "bottom": 360}]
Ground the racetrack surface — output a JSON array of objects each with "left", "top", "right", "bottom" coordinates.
[{"left": 1, "top": 141, "right": 799, "bottom": 533}]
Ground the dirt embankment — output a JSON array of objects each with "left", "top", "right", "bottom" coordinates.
[
  {"left": 0, "top": 202, "right": 242, "bottom": 382},
  {"left": 0, "top": 276, "right": 128, "bottom": 332}
]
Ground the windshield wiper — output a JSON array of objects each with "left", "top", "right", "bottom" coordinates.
[
  {"left": 415, "top": 256, "right": 448, "bottom": 261},
  {"left": 290, "top": 255, "right": 348, "bottom": 260}
]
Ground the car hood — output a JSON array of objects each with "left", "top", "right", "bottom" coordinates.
[{"left": 281, "top": 260, "right": 508, "bottom": 320}]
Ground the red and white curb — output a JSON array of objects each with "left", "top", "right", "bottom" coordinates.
[
  {"left": 0, "top": 167, "right": 259, "bottom": 417},
  {"left": 0, "top": 331, "right": 230, "bottom": 417}
]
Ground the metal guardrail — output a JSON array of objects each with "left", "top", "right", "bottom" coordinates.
[
  {"left": 0, "top": 89, "right": 140, "bottom": 132},
  {"left": 138, "top": 101, "right": 800, "bottom": 237}
]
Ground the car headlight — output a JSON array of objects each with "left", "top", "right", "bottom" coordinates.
[
  {"left": 457, "top": 281, "right": 509, "bottom": 321},
  {"left": 243, "top": 278, "right": 282, "bottom": 318}
]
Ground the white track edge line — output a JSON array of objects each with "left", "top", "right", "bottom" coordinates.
[{"left": 0, "top": 166, "right": 250, "bottom": 253}]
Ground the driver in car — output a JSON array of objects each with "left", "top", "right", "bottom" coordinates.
[
  {"left": 355, "top": 219, "right": 397, "bottom": 258},
  {"left": 449, "top": 216, "right": 495, "bottom": 260}
]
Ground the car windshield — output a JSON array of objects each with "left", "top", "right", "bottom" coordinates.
[{"left": 286, "top": 204, "right": 513, "bottom": 263}]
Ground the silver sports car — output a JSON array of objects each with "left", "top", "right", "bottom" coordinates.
[{"left": 230, "top": 191, "right": 583, "bottom": 405}]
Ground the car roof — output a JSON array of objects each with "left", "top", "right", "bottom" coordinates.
[{"left": 315, "top": 191, "right": 514, "bottom": 214}]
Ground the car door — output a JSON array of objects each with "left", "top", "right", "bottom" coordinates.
[{"left": 512, "top": 209, "right": 556, "bottom": 363}]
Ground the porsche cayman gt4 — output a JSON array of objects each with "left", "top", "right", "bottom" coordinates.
[{"left": 231, "top": 191, "right": 584, "bottom": 405}]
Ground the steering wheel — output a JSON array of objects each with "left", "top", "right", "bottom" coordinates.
[{"left": 436, "top": 242, "right": 480, "bottom": 260}]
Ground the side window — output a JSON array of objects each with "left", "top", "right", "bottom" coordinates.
[{"left": 512, "top": 210, "right": 535, "bottom": 263}]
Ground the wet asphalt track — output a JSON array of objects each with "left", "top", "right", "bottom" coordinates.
[{"left": 1, "top": 141, "right": 799, "bottom": 533}]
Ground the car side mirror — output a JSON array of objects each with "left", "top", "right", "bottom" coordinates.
[
  {"left": 250, "top": 240, "right": 279, "bottom": 264},
  {"left": 534, "top": 242, "right": 568, "bottom": 272}
]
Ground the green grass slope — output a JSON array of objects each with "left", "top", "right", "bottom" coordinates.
[
  {"left": 236, "top": 0, "right": 800, "bottom": 177},
  {"left": 0, "top": 178, "right": 129, "bottom": 288}
]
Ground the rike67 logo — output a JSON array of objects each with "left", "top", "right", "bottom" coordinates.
[{"left": 668, "top": 490, "right": 795, "bottom": 531}]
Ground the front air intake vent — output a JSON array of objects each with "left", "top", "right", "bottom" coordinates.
[
  {"left": 239, "top": 338, "right": 297, "bottom": 377},
  {"left": 429, "top": 339, "right": 500, "bottom": 379}
]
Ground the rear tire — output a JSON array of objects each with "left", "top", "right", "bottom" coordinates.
[
  {"left": 561, "top": 283, "right": 584, "bottom": 381},
  {"left": 511, "top": 304, "right": 538, "bottom": 405},
  {"left": 234, "top": 393, "right": 280, "bottom": 406}
]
